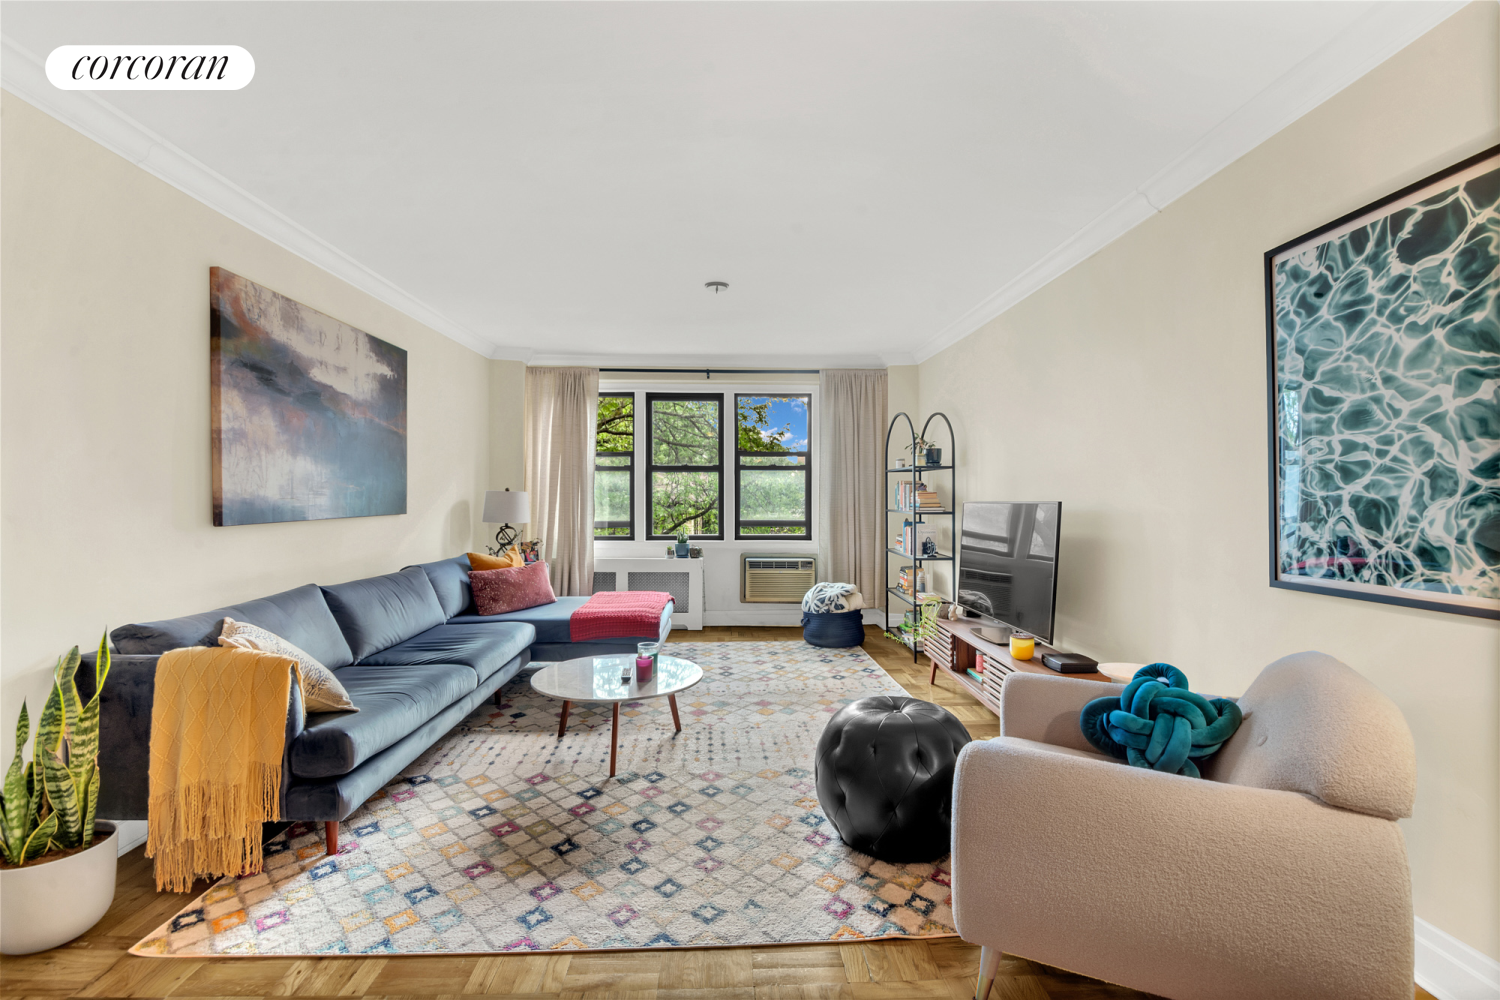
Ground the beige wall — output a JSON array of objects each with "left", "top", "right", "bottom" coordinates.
[
  {"left": 918, "top": 2, "right": 1500, "bottom": 955},
  {"left": 488, "top": 359, "right": 527, "bottom": 498},
  {"left": 1, "top": 93, "right": 498, "bottom": 727}
]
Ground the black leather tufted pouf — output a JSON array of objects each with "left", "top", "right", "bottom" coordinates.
[{"left": 814, "top": 695, "right": 972, "bottom": 863}]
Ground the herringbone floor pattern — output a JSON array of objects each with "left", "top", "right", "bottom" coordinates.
[{"left": 0, "top": 626, "right": 1434, "bottom": 999}]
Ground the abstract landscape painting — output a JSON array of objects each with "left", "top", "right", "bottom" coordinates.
[
  {"left": 211, "top": 268, "right": 407, "bottom": 526},
  {"left": 1267, "top": 147, "right": 1499, "bottom": 619}
]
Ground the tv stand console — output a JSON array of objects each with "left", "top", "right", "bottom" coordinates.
[{"left": 926, "top": 617, "right": 1110, "bottom": 716}]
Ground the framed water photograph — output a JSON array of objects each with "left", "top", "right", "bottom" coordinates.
[{"left": 1265, "top": 145, "right": 1499, "bottom": 619}]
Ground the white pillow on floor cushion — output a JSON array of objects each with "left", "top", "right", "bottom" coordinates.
[{"left": 218, "top": 617, "right": 357, "bottom": 713}]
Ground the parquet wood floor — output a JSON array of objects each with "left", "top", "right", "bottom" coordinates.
[{"left": 0, "top": 626, "right": 1434, "bottom": 1000}]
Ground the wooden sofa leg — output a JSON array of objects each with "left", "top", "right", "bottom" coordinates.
[
  {"left": 325, "top": 821, "right": 339, "bottom": 856},
  {"left": 975, "top": 945, "right": 1000, "bottom": 1000}
]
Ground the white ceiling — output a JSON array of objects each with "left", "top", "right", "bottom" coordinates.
[{"left": 0, "top": 2, "right": 1461, "bottom": 366}]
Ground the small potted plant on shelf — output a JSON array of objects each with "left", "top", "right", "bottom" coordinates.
[
  {"left": 0, "top": 635, "right": 117, "bottom": 956},
  {"left": 674, "top": 529, "right": 691, "bottom": 559},
  {"left": 907, "top": 438, "right": 941, "bottom": 468}
]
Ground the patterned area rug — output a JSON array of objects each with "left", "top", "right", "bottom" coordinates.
[{"left": 132, "top": 641, "right": 957, "bottom": 956}]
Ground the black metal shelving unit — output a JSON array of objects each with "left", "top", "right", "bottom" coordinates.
[{"left": 883, "top": 412, "right": 956, "bottom": 662}]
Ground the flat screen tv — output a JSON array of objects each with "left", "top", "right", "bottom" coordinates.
[{"left": 957, "top": 501, "right": 1062, "bottom": 643}]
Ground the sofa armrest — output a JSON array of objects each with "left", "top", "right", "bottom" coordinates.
[
  {"left": 81, "top": 651, "right": 305, "bottom": 821},
  {"left": 950, "top": 737, "right": 1413, "bottom": 1000},
  {"left": 998, "top": 672, "right": 1119, "bottom": 753}
]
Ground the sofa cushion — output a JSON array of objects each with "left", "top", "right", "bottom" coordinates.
[
  {"left": 449, "top": 596, "right": 591, "bottom": 644},
  {"left": 410, "top": 555, "right": 473, "bottom": 619},
  {"left": 360, "top": 622, "right": 536, "bottom": 683},
  {"left": 321, "top": 567, "right": 447, "bottom": 662},
  {"left": 470, "top": 562, "right": 557, "bottom": 616},
  {"left": 290, "top": 662, "right": 477, "bottom": 779},
  {"left": 469, "top": 548, "right": 524, "bottom": 570},
  {"left": 111, "top": 584, "right": 354, "bottom": 669}
]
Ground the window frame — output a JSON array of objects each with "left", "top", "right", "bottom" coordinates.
[
  {"left": 645, "top": 391, "right": 725, "bottom": 541},
  {"left": 593, "top": 392, "right": 636, "bottom": 540},
  {"left": 734, "top": 392, "right": 812, "bottom": 541}
]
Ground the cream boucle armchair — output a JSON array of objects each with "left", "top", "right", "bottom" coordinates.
[{"left": 951, "top": 651, "right": 1416, "bottom": 1000}]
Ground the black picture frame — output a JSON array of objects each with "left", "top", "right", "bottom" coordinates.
[{"left": 1264, "top": 144, "right": 1500, "bottom": 620}]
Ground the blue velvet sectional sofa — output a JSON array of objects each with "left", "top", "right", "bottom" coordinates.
[{"left": 88, "top": 555, "right": 671, "bottom": 854}]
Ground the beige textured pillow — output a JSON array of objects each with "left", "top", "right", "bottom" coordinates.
[{"left": 218, "top": 617, "right": 357, "bottom": 713}]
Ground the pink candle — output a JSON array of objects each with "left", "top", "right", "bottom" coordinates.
[{"left": 635, "top": 656, "right": 653, "bottom": 683}]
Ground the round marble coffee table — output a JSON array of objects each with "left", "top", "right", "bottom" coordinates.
[{"left": 530, "top": 654, "right": 704, "bottom": 777}]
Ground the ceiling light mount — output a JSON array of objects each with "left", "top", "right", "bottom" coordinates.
[{"left": 705, "top": 281, "right": 728, "bottom": 294}]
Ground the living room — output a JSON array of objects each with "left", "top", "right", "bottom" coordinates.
[{"left": 1, "top": 3, "right": 1496, "bottom": 999}]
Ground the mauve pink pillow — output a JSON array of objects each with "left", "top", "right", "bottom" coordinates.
[{"left": 469, "top": 562, "right": 557, "bottom": 616}]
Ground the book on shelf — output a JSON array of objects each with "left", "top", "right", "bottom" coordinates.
[
  {"left": 893, "top": 481, "right": 937, "bottom": 512},
  {"left": 966, "top": 669, "right": 983, "bottom": 683}
]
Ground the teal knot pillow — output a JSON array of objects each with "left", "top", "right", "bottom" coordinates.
[{"left": 1079, "top": 663, "right": 1242, "bottom": 778}]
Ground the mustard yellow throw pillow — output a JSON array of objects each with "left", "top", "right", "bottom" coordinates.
[
  {"left": 468, "top": 548, "right": 524, "bottom": 570},
  {"left": 218, "top": 617, "right": 357, "bottom": 713}
]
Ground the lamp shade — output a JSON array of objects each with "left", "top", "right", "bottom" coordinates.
[{"left": 483, "top": 490, "right": 530, "bottom": 524}]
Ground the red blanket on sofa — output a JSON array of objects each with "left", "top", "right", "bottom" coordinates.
[{"left": 570, "top": 590, "right": 672, "bottom": 642}]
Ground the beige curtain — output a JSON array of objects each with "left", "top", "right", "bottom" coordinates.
[
  {"left": 524, "top": 366, "right": 599, "bottom": 596},
  {"left": 820, "top": 369, "right": 887, "bottom": 607}
]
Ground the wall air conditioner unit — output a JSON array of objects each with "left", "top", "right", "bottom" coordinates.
[{"left": 741, "top": 555, "right": 817, "bottom": 604}]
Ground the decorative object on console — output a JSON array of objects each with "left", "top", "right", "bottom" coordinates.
[
  {"left": 147, "top": 645, "right": 303, "bottom": 891},
  {"left": 467, "top": 547, "right": 523, "bottom": 570},
  {"left": 815, "top": 695, "right": 971, "bottom": 863},
  {"left": 210, "top": 268, "right": 407, "bottom": 526},
  {"left": 1266, "top": 145, "right": 1499, "bottom": 620},
  {"left": 219, "top": 617, "right": 356, "bottom": 712},
  {"left": 1008, "top": 631, "right": 1034, "bottom": 660},
  {"left": 469, "top": 560, "right": 557, "bottom": 616},
  {"left": 482, "top": 489, "right": 530, "bottom": 556},
  {"left": 1079, "top": 663, "right": 1243, "bottom": 778},
  {"left": 674, "top": 529, "right": 691, "bottom": 558},
  {"left": 1, "top": 634, "right": 118, "bottom": 956},
  {"left": 1041, "top": 651, "right": 1098, "bottom": 674}
]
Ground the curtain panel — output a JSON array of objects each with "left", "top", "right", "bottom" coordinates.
[
  {"left": 524, "top": 366, "right": 599, "bottom": 597},
  {"left": 820, "top": 369, "right": 887, "bottom": 610}
]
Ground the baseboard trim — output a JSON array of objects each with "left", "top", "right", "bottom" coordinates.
[
  {"left": 1416, "top": 916, "right": 1500, "bottom": 1000},
  {"left": 112, "top": 819, "right": 148, "bottom": 856}
]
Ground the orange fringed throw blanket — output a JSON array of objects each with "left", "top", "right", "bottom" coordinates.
[{"left": 147, "top": 646, "right": 302, "bottom": 892}]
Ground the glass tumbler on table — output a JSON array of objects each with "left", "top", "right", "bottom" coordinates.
[{"left": 636, "top": 642, "right": 659, "bottom": 683}]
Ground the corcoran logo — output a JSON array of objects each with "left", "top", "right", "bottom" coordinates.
[{"left": 45, "top": 45, "right": 254, "bottom": 90}]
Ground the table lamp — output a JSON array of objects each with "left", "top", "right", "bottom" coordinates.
[{"left": 482, "top": 489, "right": 530, "bottom": 555}]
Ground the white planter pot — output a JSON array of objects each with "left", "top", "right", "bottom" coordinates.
[{"left": 0, "top": 821, "right": 118, "bottom": 955}]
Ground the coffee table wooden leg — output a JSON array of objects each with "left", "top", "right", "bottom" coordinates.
[
  {"left": 557, "top": 700, "right": 571, "bottom": 738},
  {"left": 609, "top": 702, "right": 619, "bottom": 777},
  {"left": 668, "top": 693, "right": 682, "bottom": 732}
]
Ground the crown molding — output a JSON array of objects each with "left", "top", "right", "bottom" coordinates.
[
  {"left": 528, "top": 350, "right": 912, "bottom": 370},
  {"left": 1, "top": 34, "right": 517, "bottom": 361},
  {"left": 911, "top": 0, "right": 1467, "bottom": 364}
]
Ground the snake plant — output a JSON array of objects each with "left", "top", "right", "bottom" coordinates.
[{"left": 1, "top": 632, "right": 111, "bottom": 865}]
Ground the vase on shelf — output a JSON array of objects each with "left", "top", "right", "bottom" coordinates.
[{"left": 925, "top": 446, "right": 942, "bottom": 466}]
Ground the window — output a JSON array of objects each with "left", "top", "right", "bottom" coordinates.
[
  {"left": 647, "top": 393, "right": 723, "bottom": 539},
  {"left": 735, "top": 394, "right": 811, "bottom": 539},
  {"left": 594, "top": 393, "right": 634, "bottom": 538}
]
